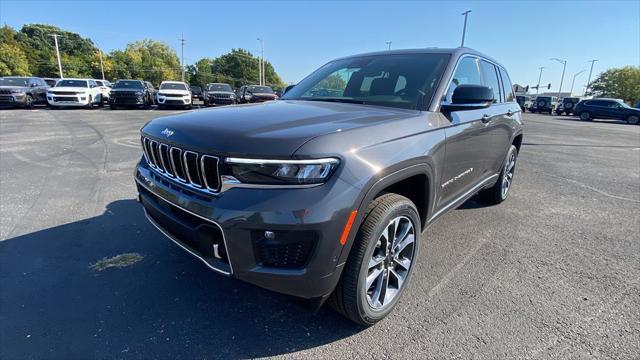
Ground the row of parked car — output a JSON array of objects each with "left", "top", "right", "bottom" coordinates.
[
  {"left": 516, "top": 95, "right": 640, "bottom": 125},
  {"left": 0, "top": 76, "right": 280, "bottom": 110}
]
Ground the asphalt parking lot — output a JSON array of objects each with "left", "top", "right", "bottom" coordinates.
[{"left": 1, "top": 106, "right": 639, "bottom": 359}]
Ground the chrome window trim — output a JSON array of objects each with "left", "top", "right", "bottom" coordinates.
[{"left": 137, "top": 180, "right": 233, "bottom": 276}]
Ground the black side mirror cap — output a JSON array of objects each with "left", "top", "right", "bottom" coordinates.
[{"left": 442, "top": 84, "right": 494, "bottom": 112}]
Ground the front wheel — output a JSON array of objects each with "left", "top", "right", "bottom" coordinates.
[
  {"left": 579, "top": 112, "right": 592, "bottom": 121},
  {"left": 329, "top": 193, "right": 420, "bottom": 325},
  {"left": 85, "top": 96, "right": 93, "bottom": 109},
  {"left": 98, "top": 95, "right": 104, "bottom": 107},
  {"left": 480, "top": 145, "right": 518, "bottom": 204},
  {"left": 24, "top": 95, "right": 34, "bottom": 109},
  {"left": 626, "top": 114, "right": 640, "bottom": 125}
]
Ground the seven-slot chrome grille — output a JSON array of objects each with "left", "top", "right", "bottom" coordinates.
[{"left": 141, "top": 136, "right": 220, "bottom": 192}]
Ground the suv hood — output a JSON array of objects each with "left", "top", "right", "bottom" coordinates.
[
  {"left": 142, "top": 100, "right": 419, "bottom": 157},
  {"left": 111, "top": 88, "right": 144, "bottom": 92}
]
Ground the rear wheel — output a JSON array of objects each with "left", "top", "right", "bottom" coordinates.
[
  {"left": 627, "top": 114, "right": 640, "bottom": 125},
  {"left": 329, "top": 193, "right": 420, "bottom": 326},
  {"left": 579, "top": 111, "right": 592, "bottom": 121},
  {"left": 480, "top": 145, "right": 518, "bottom": 204}
]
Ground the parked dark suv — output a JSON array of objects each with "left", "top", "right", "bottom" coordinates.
[
  {"left": 574, "top": 98, "right": 640, "bottom": 124},
  {"left": 135, "top": 48, "right": 523, "bottom": 325},
  {"left": 203, "top": 83, "right": 236, "bottom": 106},
  {"left": 0, "top": 76, "right": 49, "bottom": 108},
  {"left": 236, "top": 85, "right": 277, "bottom": 103},
  {"left": 109, "top": 79, "right": 155, "bottom": 109},
  {"left": 530, "top": 96, "right": 557, "bottom": 114}
]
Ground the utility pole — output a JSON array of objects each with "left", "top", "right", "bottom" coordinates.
[
  {"left": 180, "top": 33, "right": 186, "bottom": 82},
  {"left": 584, "top": 59, "right": 598, "bottom": 96},
  {"left": 98, "top": 49, "right": 105, "bottom": 80},
  {"left": 570, "top": 69, "right": 586, "bottom": 95},
  {"left": 536, "top": 67, "right": 544, "bottom": 94},
  {"left": 49, "top": 34, "right": 64, "bottom": 78},
  {"left": 385, "top": 41, "right": 392, "bottom": 50},
  {"left": 460, "top": 10, "right": 472, "bottom": 47},
  {"left": 257, "top": 38, "right": 264, "bottom": 85},
  {"left": 551, "top": 58, "right": 567, "bottom": 99}
]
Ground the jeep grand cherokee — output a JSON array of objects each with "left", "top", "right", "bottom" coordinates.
[{"left": 135, "top": 47, "right": 523, "bottom": 325}]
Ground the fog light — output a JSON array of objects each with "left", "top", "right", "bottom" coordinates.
[{"left": 264, "top": 231, "right": 275, "bottom": 240}]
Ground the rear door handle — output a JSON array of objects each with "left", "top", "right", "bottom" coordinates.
[{"left": 481, "top": 114, "right": 491, "bottom": 123}]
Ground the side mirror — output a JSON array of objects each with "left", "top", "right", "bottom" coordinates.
[
  {"left": 30, "top": 83, "right": 38, "bottom": 87},
  {"left": 442, "top": 85, "right": 494, "bottom": 112},
  {"left": 283, "top": 84, "right": 296, "bottom": 95}
]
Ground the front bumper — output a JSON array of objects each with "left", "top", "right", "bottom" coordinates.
[
  {"left": 134, "top": 160, "right": 356, "bottom": 299},
  {"left": 47, "top": 94, "right": 90, "bottom": 106},
  {"left": 0, "top": 94, "right": 27, "bottom": 107},
  {"left": 110, "top": 96, "right": 145, "bottom": 106},
  {"left": 157, "top": 96, "right": 191, "bottom": 106}
]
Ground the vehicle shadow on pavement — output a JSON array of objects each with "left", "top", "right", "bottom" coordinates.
[{"left": 0, "top": 200, "right": 361, "bottom": 359}]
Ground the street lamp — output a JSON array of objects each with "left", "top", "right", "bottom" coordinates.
[
  {"left": 256, "top": 38, "right": 264, "bottom": 85},
  {"left": 536, "top": 67, "right": 544, "bottom": 94},
  {"left": 570, "top": 69, "right": 586, "bottom": 95},
  {"left": 460, "top": 10, "right": 472, "bottom": 47},
  {"left": 550, "top": 58, "right": 567, "bottom": 99},
  {"left": 584, "top": 59, "right": 598, "bottom": 96}
]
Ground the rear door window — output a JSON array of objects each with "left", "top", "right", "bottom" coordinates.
[{"left": 498, "top": 67, "right": 515, "bottom": 102}]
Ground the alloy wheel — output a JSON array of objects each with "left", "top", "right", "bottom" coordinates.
[
  {"left": 366, "top": 216, "right": 415, "bottom": 310},
  {"left": 502, "top": 151, "right": 516, "bottom": 198}
]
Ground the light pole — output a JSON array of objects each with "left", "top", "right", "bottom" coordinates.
[
  {"left": 257, "top": 38, "right": 264, "bottom": 85},
  {"left": 49, "top": 34, "right": 64, "bottom": 78},
  {"left": 536, "top": 67, "right": 544, "bottom": 94},
  {"left": 460, "top": 10, "right": 472, "bottom": 47},
  {"left": 385, "top": 41, "right": 392, "bottom": 50},
  {"left": 180, "top": 33, "right": 186, "bottom": 82},
  {"left": 570, "top": 69, "right": 586, "bottom": 95},
  {"left": 551, "top": 58, "right": 567, "bottom": 99},
  {"left": 584, "top": 59, "right": 598, "bottom": 96}
]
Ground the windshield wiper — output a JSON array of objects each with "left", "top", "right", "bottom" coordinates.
[{"left": 303, "top": 97, "right": 366, "bottom": 105}]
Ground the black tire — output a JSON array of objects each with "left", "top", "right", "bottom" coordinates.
[
  {"left": 158, "top": 104, "right": 165, "bottom": 110},
  {"left": 85, "top": 96, "right": 93, "bottom": 109},
  {"left": 329, "top": 193, "right": 421, "bottom": 326},
  {"left": 626, "top": 114, "right": 640, "bottom": 125},
  {"left": 479, "top": 145, "right": 518, "bottom": 205},
  {"left": 24, "top": 95, "right": 34, "bottom": 109},
  {"left": 579, "top": 111, "right": 592, "bottom": 121},
  {"left": 98, "top": 95, "right": 104, "bottom": 107}
]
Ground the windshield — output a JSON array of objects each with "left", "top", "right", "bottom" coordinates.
[
  {"left": 190, "top": 86, "right": 201, "bottom": 92},
  {"left": 537, "top": 97, "right": 552, "bottom": 102},
  {"left": 282, "top": 53, "right": 450, "bottom": 110},
  {"left": 248, "top": 86, "right": 273, "bottom": 93},
  {"left": 206, "top": 84, "right": 232, "bottom": 92},
  {"left": 114, "top": 80, "right": 144, "bottom": 89},
  {"left": 0, "top": 78, "right": 29, "bottom": 87},
  {"left": 56, "top": 80, "right": 88, "bottom": 88},
  {"left": 160, "top": 83, "right": 187, "bottom": 90}
]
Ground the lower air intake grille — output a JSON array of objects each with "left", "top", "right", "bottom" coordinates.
[{"left": 254, "top": 232, "right": 316, "bottom": 269}]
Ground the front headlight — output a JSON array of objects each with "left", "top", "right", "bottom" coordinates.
[
  {"left": 225, "top": 158, "right": 339, "bottom": 185},
  {"left": 11, "top": 89, "right": 25, "bottom": 94},
  {"left": 230, "top": 94, "right": 236, "bottom": 99}
]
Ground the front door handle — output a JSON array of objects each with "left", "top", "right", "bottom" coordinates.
[{"left": 481, "top": 114, "right": 491, "bottom": 123}]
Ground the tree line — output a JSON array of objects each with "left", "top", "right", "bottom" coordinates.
[{"left": 0, "top": 24, "right": 285, "bottom": 89}]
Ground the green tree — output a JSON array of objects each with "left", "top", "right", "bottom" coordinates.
[
  {"left": 0, "top": 26, "right": 30, "bottom": 76},
  {"left": 107, "top": 39, "right": 181, "bottom": 85},
  {"left": 587, "top": 66, "right": 640, "bottom": 105},
  {"left": 201, "top": 49, "right": 285, "bottom": 88}
]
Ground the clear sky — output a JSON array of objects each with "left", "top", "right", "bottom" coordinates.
[{"left": 1, "top": 0, "right": 638, "bottom": 94}]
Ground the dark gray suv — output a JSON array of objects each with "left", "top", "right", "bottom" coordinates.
[{"left": 135, "top": 48, "right": 523, "bottom": 325}]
